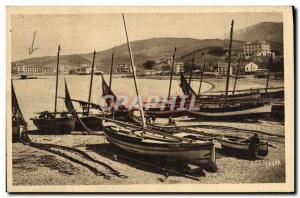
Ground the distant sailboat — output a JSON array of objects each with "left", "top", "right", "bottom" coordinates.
[{"left": 31, "top": 46, "right": 75, "bottom": 134}]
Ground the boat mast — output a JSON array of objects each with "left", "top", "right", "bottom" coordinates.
[
  {"left": 224, "top": 20, "right": 234, "bottom": 106},
  {"left": 197, "top": 59, "right": 206, "bottom": 96},
  {"left": 232, "top": 54, "right": 241, "bottom": 94},
  {"left": 109, "top": 48, "right": 115, "bottom": 89},
  {"left": 188, "top": 50, "right": 195, "bottom": 85},
  {"left": 167, "top": 47, "right": 177, "bottom": 99},
  {"left": 265, "top": 53, "right": 273, "bottom": 93},
  {"left": 87, "top": 50, "right": 96, "bottom": 115},
  {"left": 122, "top": 13, "right": 147, "bottom": 128},
  {"left": 54, "top": 45, "right": 60, "bottom": 116}
]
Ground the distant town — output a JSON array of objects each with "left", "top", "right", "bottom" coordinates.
[{"left": 13, "top": 40, "right": 284, "bottom": 79}]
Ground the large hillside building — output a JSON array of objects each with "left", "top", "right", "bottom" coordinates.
[{"left": 242, "top": 41, "right": 272, "bottom": 59}]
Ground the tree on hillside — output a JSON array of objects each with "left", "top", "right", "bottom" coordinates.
[
  {"left": 183, "top": 62, "right": 197, "bottom": 73},
  {"left": 207, "top": 47, "right": 226, "bottom": 56},
  {"left": 161, "top": 65, "right": 171, "bottom": 71},
  {"left": 143, "top": 60, "right": 156, "bottom": 70}
]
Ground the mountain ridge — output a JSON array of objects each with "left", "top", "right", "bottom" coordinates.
[{"left": 12, "top": 22, "right": 283, "bottom": 72}]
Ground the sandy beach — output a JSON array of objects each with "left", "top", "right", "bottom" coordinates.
[
  {"left": 12, "top": 118, "right": 285, "bottom": 185},
  {"left": 11, "top": 75, "right": 285, "bottom": 185}
]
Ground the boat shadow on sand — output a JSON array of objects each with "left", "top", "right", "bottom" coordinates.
[{"left": 86, "top": 143, "right": 208, "bottom": 178}]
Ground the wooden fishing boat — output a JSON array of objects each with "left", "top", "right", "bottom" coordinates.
[
  {"left": 32, "top": 112, "right": 75, "bottom": 134},
  {"left": 12, "top": 81, "right": 27, "bottom": 142},
  {"left": 142, "top": 98, "right": 187, "bottom": 118},
  {"left": 218, "top": 136, "right": 268, "bottom": 157},
  {"left": 101, "top": 14, "right": 217, "bottom": 170},
  {"left": 102, "top": 120, "right": 216, "bottom": 166},
  {"left": 180, "top": 72, "right": 272, "bottom": 119},
  {"left": 31, "top": 46, "right": 75, "bottom": 134},
  {"left": 74, "top": 51, "right": 103, "bottom": 131},
  {"left": 260, "top": 87, "right": 284, "bottom": 99},
  {"left": 189, "top": 102, "right": 272, "bottom": 119},
  {"left": 180, "top": 21, "right": 271, "bottom": 119},
  {"left": 271, "top": 102, "right": 284, "bottom": 121},
  {"left": 63, "top": 78, "right": 104, "bottom": 134},
  {"left": 179, "top": 72, "right": 261, "bottom": 104}
]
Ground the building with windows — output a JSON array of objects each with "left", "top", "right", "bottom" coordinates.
[
  {"left": 244, "top": 62, "right": 259, "bottom": 73},
  {"left": 242, "top": 41, "right": 272, "bottom": 59},
  {"left": 17, "top": 64, "right": 54, "bottom": 76},
  {"left": 114, "top": 64, "right": 132, "bottom": 73},
  {"left": 75, "top": 64, "right": 92, "bottom": 75},
  {"left": 217, "top": 61, "right": 246, "bottom": 76}
]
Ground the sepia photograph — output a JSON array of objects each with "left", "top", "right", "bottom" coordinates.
[{"left": 6, "top": 6, "right": 294, "bottom": 192}]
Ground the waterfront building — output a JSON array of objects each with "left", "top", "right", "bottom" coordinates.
[
  {"left": 75, "top": 64, "right": 92, "bottom": 75},
  {"left": 17, "top": 64, "right": 54, "bottom": 76},
  {"left": 113, "top": 64, "right": 133, "bottom": 73}
]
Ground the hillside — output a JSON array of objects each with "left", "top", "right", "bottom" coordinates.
[
  {"left": 12, "top": 22, "right": 284, "bottom": 72},
  {"left": 222, "top": 22, "right": 283, "bottom": 44},
  {"left": 13, "top": 38, "right": 245, "bottom": 72}
]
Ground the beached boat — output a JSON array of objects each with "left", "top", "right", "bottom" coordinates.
[
  {"left": 189, "top": 102, "right": 272, "bottom": 119},
  {"left": 74, "top": 51, "right": 103, "bottom": 131},
  {"left": 31, "top": 46, "right": 75, "bottom": 134},
  {"left": 102, "top": 14, "right": 216, "bottom": 169},
  {"left": 271, "top": 102, "right": 284, "bottom": 121},
  {"left": 179, "top": 73, "right": 261, "bottom": 104},
  {"left": 12, "top": 81, "right": 27, "bottom": 142},
  {"left": 180, "top": 72, "right": 271, "bottom": 119},
  {"left": 102, "top": 120, "right": 216, "bottom": 165},
  {"left": 180, "top": 21, "right": 271, "bottom": 119},
  {"left": 32, "top": 112, "right": 75, "bottom": 134},
  {"left": 218, "top": 136, "right": 268, "bottom": 157}
]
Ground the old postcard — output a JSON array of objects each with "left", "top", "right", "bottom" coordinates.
[{"left": 6, "top": 6, "right": 294, "bottom": 192}]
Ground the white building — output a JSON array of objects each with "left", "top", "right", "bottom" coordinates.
[
  {"left": 174, "top": 62, "right": 184, "bottom": 74},
  {"left": 242, "top": 41, "right": 272, "bottom": 59},
  {"left": 244, "top": 62, "right": 259, "bottom": 73},
  {"left": 114, "top": 64, "right": 132, "bottom": 73},
  {"left": 76, "top": 64, "right": 92, "bottom": 75},
  {"left": 17, "top": 64, "right": 54, "bottom": 76}
]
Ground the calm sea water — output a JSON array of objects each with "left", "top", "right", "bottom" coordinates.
[{"left": 12, "top": 74, "right": 282, "bottom": 130}]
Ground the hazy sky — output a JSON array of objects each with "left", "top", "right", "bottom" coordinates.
[{"left": 10, "top": 12, "right": 282, "bottom": 61}]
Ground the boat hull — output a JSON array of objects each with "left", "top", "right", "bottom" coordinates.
[
  {"left": 219, "top": 138, "right": 268, "bottom": 157},
  {"left": 188, "top": 104, "right": 272, "bottom": 119},
  {"left": 103, "top": 123, "right": 216, "bottom": 165},
  {"left": 199, "top": 93, "right": 260, "bottom": 104},
  {"left": 12, "top": 124, "right": 20, "bottom": 143},
  {"left": 75, "top": 116, "right": 103, "bottom": 131},
  {"left": 260, "top": 90, "right": 284, "bottom": 99},
  {"left": 32, "top": 117, "right": 75, "bottom": 134},
  {"left": 271, "top": 103, "right": 285, "bottom": 121},
  {"left": 145, "top": 109, "right": 186, "bottom": 118}
]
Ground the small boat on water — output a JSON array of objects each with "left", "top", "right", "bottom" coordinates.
[
  {"left": 31, "top": 46, "right": 75, "bottom": 134},
  {"left": 218, "top": 136, "right": 268, "bottom": 158},
  {"left": 19, "top": 75, "right": 38, "bottom": 80},
  {"left": 12, "top": 81, "right": 27, "bottom": 142}
]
